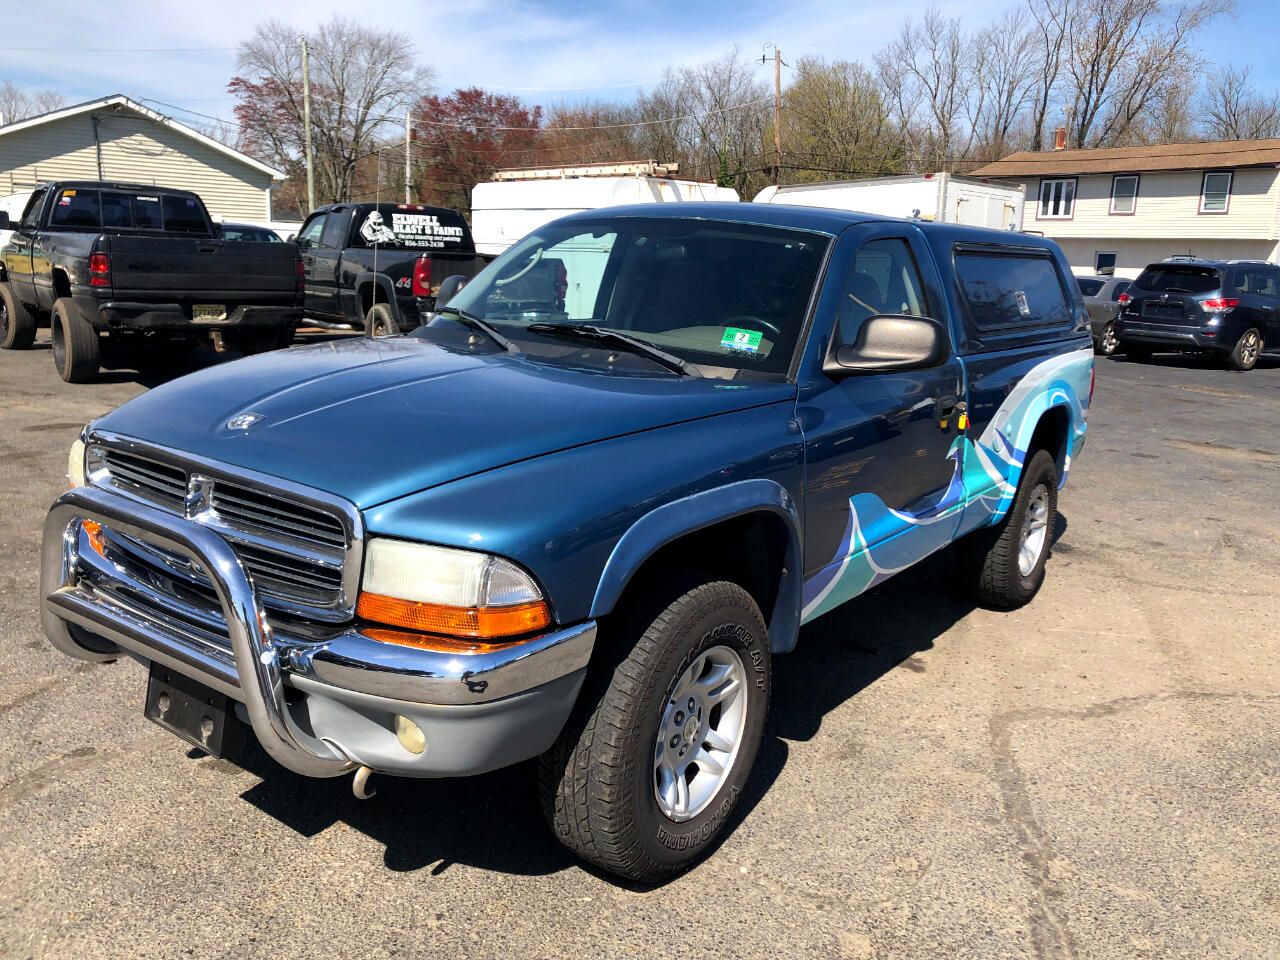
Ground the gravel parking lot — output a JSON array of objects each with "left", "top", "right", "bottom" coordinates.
[{"left": 1, "top": 338, "right": 1277, "bottom": 960}]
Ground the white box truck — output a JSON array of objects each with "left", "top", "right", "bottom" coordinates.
[
  {"left": 471, "top": 161, "right": 738, "bottom": 257},
  {"left": 753, "top": 174, "right": 1024, "bottom": 230}
]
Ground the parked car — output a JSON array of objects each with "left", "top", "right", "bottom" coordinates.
[
  {"left": 217, "top": 222, "right": 284, "bottom": 243},
  {"left": 1076, "top": 274, "right": 1132, "bottom": 356},
  {"left": 39, "top": 204, "right": 1093, "bottom": 882},
  {"left": 1113, "top": 257, "right": 1280, "bottom": 370},
  {"left": 296, "top": 202, "right": 493, "bottom": 335},
  {"left": 0, "top": 181, "right": 303, "bottom": 381}
]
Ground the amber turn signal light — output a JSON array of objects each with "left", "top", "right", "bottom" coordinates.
[{"left": 356, "top": 593, "right": 551, "bottom": 640}]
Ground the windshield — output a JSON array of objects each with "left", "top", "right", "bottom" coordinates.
[
  {"left": 445, "top": 218, "right": 830, "bottom": 377},
  {"left": 1134, "top": 265, "right": 1221, "bottom": 294}
]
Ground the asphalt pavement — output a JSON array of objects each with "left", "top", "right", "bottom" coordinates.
[{"left": 1, "top": 337, "right": 1277, "bottom": 960}]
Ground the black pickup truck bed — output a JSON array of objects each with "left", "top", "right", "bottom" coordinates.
[{"left": 0, "top": 181, "right": 302, "bottom": 382}]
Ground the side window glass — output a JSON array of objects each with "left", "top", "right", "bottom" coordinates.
[
  {"left": 1257, "top": 269, "right": 1280, "bottom": 298},
  {"left": 50, "top": 189, "right": 101, "bottom": 229},
  {"left": 162, "top": 195, "right": 207, "bottom": 233},
  {"left": 296, "top": 214, "right": 327, "bottom": 250},
  {"left": 956, "top": 252, "right": 1071, "bottom": 330},
  {"left": 20, "top": 189, "right": 47, "bottom": 230},
  {"left": 837, "top": 238, "right": 928, "bottom": 345},
  {"left": 319, "top": 213, "right": 348, "bottom": 249}
]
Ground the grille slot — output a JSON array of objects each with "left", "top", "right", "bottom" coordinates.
[
  {"left": 93, "top": 442, "right": 355, "bottom": 619},
  {"left": 99, "top": 449, "right": 186, "bottom": 507}
]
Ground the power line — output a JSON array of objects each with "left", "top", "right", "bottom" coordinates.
[{"left": 0, "top": 45, "right": 238, "bottom": 52}]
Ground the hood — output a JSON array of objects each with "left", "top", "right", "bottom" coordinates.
[{"left": 95, "top": 337, "right": 795, "bottom": 508}]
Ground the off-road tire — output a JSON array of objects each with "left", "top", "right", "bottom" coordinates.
[
  {"left": 51, "top": 297, "right": 100, "bottom": 383},
  {"left": 962, "top": 448, "right": 1059, "bottom": 610},
  {"left": 365, "top": 303, "right": 399, "bottom": 337},
  {"left": 1227, "top": 327, "right": 1263, "bottom": 371},
  {"left": 539, "top": 579, "right": 771, "bottom": 883},
  {"left": 0, "top": 282, "right": 36, "bottom": 349}
]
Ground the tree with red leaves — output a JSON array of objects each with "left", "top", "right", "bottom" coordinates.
[{"left": 412, "top": 88, "right": 543, "bottom": 212}]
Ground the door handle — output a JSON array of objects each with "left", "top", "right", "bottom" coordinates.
[{"left": 196, "top": 243, "right": 219, "bottom": 254}]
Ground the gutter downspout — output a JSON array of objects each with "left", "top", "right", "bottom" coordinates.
[{"left": 91, "top": 114, "right": 104, "bottom": 179}]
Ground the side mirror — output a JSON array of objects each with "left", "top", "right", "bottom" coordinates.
[
  {"left": 0, "top": 211, "right": 10, "bottom": 230},
  {"left": 824, "top": 315, "right": 949, "bottom": 376},
  {"left": 286, "top": 233, "right": 296, "bottom": 243},
  {"left": 435, "top": 274, "right": 469, "bottom": 306}
]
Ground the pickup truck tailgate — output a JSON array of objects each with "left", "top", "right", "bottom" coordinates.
[{"left": 105, "top": 236, "right": 299, "bottom": 302}]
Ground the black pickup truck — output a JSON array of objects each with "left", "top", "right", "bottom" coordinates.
[
  {"left": 0, "top": 181, "right": 303, "bottom": 382},
  {"left": 296, "top": 202, "right": 492, "bottom": 335}
]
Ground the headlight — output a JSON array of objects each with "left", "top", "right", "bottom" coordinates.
[
  {"left": 67, "top": 437, "right": 87, "bottom": 488},
  {"left": 356, "top": 538, "right": 550, "bottom": 640}
]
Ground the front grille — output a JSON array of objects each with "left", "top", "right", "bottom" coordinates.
[{"left": 90, "top": 440, "right": 357, "bottom": 621}]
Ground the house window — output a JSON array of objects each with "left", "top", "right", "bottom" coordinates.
[
  {"left": 1110, "top": 175, "right": 1139, "bottom": 215},
  {"left": 1200, "top": 171, "right": 1232, "bottom": 214},
  {"left": 1038, "top": 178, "right": 1076, "bottom": 219},
  {"left": 1095, "top": 251, "right": 1117, "bottom": 276}
]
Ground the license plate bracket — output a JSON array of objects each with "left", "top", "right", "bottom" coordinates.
[
  {"left": 144, "top": 663, "right": 243, "bottom": 758},
  {"left": 193, "top": 304, "right": 227, "bottom": 321}
]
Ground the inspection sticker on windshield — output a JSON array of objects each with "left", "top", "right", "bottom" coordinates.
[{"left": 721, "top": 327, "right": 762, "bottom": 353}]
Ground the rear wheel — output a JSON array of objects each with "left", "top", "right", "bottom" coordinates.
[
  {"left": 1228, "top": 327, "right": 1262, "bottom": 371},
  {"left": 365, "top": 303, "right": 398, "bottom": 337},
  {"left": 961, "top": 448, "right": 1059, "bottom": 610},
  {"left": 51, "top": 297, "right": 100, "bottom": 383},
  {"left": 1096, "top": 321, "right": 1119, "bottom": 357},
  {"left": 0, "top": 282, "right": 37, "bottom": 349},
  {"left": 539, "top": 579, "right": 770, "bottom": 883}
]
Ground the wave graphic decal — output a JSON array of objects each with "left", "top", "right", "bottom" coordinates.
[{"left": 801, "top": 348, "right": 1092, "bottom": 623}]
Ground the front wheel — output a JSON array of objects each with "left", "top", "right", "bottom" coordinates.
[
  {"left": 1228, "top": 327, "right": 1263, "bottom": 371},
  {"left": 539, "top": 579, "right": 771, "bottom": 883},
  {"left": 961, "top": 448, "right": 1059, "bottom": 610},
  {"left": 0, "top": 282, "right": 37, "bottom": 349}
]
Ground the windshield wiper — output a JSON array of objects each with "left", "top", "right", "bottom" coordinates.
[
  {"left": 526, "top": 323, "right": 697, "bottom": 377},
  {"left": 436, "top": 305, "right": 520, "bottom": 353}
]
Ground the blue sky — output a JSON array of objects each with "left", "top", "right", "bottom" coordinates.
[{"left": 0, "top": 0, "right": 1275, "bottom": 124}]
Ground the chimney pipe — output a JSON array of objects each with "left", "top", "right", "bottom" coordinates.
[{"left": 1053, "top": 128, "right": 1067, "bottom": 151}]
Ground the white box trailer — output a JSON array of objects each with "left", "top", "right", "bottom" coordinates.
[
  {"left": 471, "top": 161, "right": 739, "bottom": 257},
  {"left": 754, "top": 173, "right": 1024, "bottom": 230}
]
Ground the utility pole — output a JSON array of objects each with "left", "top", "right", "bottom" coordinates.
[
  {"left": 404, "top": 107, "right": 412, "bottom": 203},
  {"left": 301, "top": 35, "right": 316, "bottom": 213},
  {"left": 773, "top": 45, "right": 782, "bottom": 185}
]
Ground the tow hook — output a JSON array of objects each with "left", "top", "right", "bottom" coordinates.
[{"left": 352, "top": 765, "right": 377, "bottom": 800}]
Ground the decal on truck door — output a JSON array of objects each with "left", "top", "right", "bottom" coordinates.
[{"left": 800, "top": 348, "right": 1093, "bottom": 623}]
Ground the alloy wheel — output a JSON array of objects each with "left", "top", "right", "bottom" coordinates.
[
  {"left": 1100, "top": 322, "right": 1118, "bottom": 356},
  {"left": 1018, "top": 483, "right": 1050, "bottom": 577}
]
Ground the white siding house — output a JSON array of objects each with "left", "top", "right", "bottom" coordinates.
[
  {"left": 0, "top": 95, "right": 286, "bottom": 224},
  {"left": 971, "top": 140, "right": 1280, "bottom": 278}
]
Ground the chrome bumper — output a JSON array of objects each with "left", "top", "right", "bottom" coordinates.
[{"left": 41, "top": 486, "right": 596, "bottom": 778}]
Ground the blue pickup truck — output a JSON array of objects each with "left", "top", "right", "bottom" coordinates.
[{"left": 40, "top": 203, "right": 1093, "bottom": 882}]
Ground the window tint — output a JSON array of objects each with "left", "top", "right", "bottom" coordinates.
[
  {"left": 295, "top": 214, "right": 326, "bottom": 249},
  {"left": 1133, "top": 265, "right": 1221, "bottom": 294},
  {"left": 1235, "top": 267, "right": 1280, "bottom": 297},
  {"left": 162, "top": 194, "right": 207, "bottom": 233},
  {"left": 956, "top": 252, "right": 1071, "bottom": 329},
  {"left": 131, "top": 195, "right": 162, "bottom": 229},
  {"left": 100, "top": 192, "right": 133, "bottom": 228},
  {"left": 837, "top": 238, "right": 928, "bottom": 344},
  {"left": 1077, "top": 278, "right": 1105, "bottom": 297},
  {"left": 320, "top": 213, "right": 349, "bottom": 249},
  {"left": 1110, "top": 281, "right": 1131, "bottom": 302},
  {"left": 50, "top": 189, "right": 101, "bottom": 229},
  {"left": 20, "top": 189, "right": 47, "bottom": 230}
]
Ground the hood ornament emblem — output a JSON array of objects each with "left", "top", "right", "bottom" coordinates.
[{"left": 226, "top": 412, "right": 265, "bottom": 431}]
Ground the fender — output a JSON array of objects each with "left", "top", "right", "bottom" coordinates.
[
  {"left": 353, "top": 273, "right": 404, "bottom": 323},
  {"left": 590, "top": 478, "right": 805, "bottom": 653}
]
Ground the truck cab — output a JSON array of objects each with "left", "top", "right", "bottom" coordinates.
[{"left": 39, "top": 204, "right": 1093, "bottom": 883}]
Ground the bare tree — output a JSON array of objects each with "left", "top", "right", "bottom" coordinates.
[
  {"left": 783, "top": 57, "right": 902, "bottom": 180},
  {"left": 0, "top": 81, "right": 65, "bottom": 125},
  {"left": 1201, "top": 65, "right": 1280, "bottom": 140},
  {"left": 972, "top": 9, "right": 1042, "bottom": 158},
  {"left": 1026, "top": 0, "right": 1071, "bottom": 151},
  {"left": 1064, "top": 0, "right": 1232, "bottom": 147},
  {"left": 230, "top": 17, "right": 433, "bottom": 208}
]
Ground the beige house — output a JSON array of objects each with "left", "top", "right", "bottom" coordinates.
[
  {"left": 0, "top": 94, "right": 286, "bottom": 224},
  {"left": 971, "top": 140, "right": 1280, "bottom": 279}
]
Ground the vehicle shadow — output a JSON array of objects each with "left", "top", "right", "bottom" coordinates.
[
  {"left": 1109, "top": 351, "right": 1279, "bottom": 371},
  {"left": 222, "top": 514, "right": 1071, "bottom": 885}
]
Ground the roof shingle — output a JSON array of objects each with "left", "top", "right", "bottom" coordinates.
[{"left": 970, "top": 139, "right": 1280, "bottom": 178}]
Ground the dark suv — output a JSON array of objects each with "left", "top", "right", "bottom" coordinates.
[{"left": 1113, "top": 258, "right": 1280, "bottom": 370}]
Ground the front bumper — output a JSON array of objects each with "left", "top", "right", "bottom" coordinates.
[{"left": 40, "top": 486, "right": 595, "bottom": 778}]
